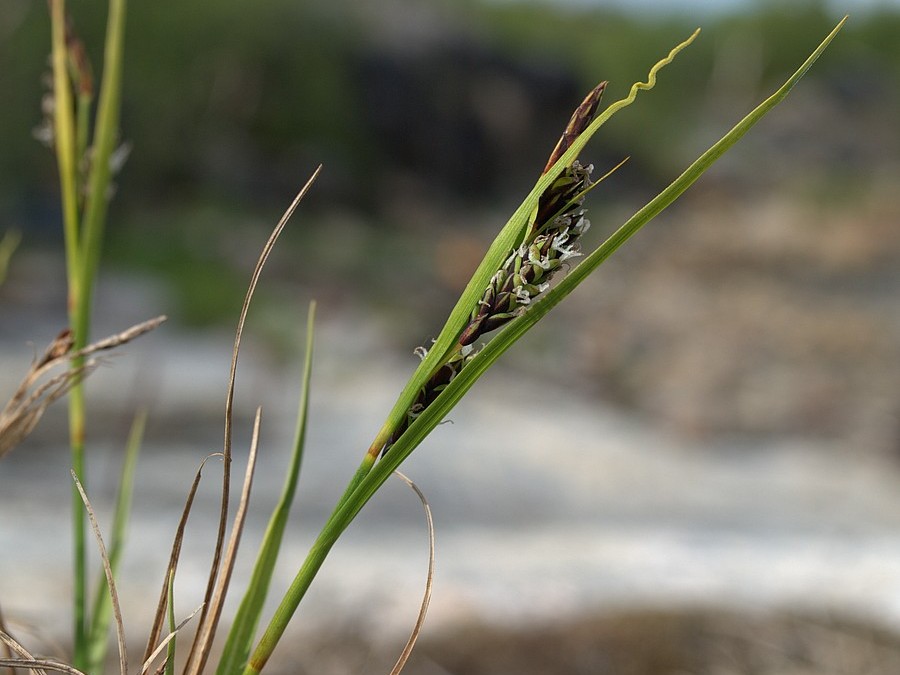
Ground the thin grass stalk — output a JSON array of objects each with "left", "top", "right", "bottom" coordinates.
[
  {"left": 388, "top": 472, "right": 434, "bottom": 675},
  {"left": 87, "top": 410, "right": 146, "bottom": 673},
  {"left": 243, "top": 19, "right": 845, "bottom": 673},
  {"left": 49, "top": 1, "right": 89, "bottom": 660},
  {"left": 71, "top": 471, "right": 127, "bottom": 675},
  {"left": 140, "top": 454, "right": 219, "bottom": 666},
  {"left": 0, "top": 604, "right": 20, "bottom": 675},
  {"left": 140, "top": 603, "right": 202, "bottom": 675},
  {"left": 67, "top": 0, "right": 128, "bottom": 527},
  {"left": 215, "top": 302, "right": 316, "bottom": 675},
  {"left": 164, "top": 572, "right": 176, "bottom": 675},
  {"left": 49, "top": 0, "right": 127, "bottom": 665},
  {"left": 66, "top": 251, "right": 89, "bottom": 669},
  {"left": 76, "top": 0, "right": 126, "bottom": 297},
  {"left": 183, "top": 169, "right": 319, "bottom": 675},
  {"left": 0, "top": 660, "right": 83, "bottom": 675},
  {"left": 186, "top": 408, "right": 263, "bottom": 675}
]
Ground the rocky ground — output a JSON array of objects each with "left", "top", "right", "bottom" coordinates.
[{"left": 284, "top": 609, "right": 900, "bottom": 675}]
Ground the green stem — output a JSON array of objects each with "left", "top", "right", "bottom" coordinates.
[
  {"left": 75, "top": 92, "right": 92, "bottom": 198},
  {"left": 68, "top": 391, "right": 87, "bottom": 667},
  {"left": 77, "top": 0, "right": 127, "bottom": 327},
  {"left": 242, "top": 454, "right": 375, "bottom": 675},
  {"left": 50, "top": 0, "right": 128, "bottom": 666},
  {"left": 49, "top": 1, "right": 88, "bottom": 663}
]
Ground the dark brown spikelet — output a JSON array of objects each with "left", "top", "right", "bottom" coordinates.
[
  {"left": 458, "top": 82, "right": 605, "bottom": 348},
  {"left": 542, "top": 81, "right": 607, "bottom": 175},
  {"left": 382, "top": 344, "right": 479, "bottom": 455},
  {"left": 458, "top": 91, "right": 607, "bottom": 348}
]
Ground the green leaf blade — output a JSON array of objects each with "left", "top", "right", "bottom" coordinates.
[
  {"left": 86, "top": 410, "right": 145, "bottom": 674},
  {"left": 217, "top": 302, "right": 317, "bottom": 675}
]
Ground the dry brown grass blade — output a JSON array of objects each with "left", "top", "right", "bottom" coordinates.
[
  {"left": 0, "top": 316, "right": 166, "bottom": 459},
  {"left": 0, "top": 660, "right": 84, "bottom": 675},
  {"left": 140, "top": 603, "right": 204, "bottom": 675},
  {"left": 0, "top": 360, "right": 94, "bottom": 459},
  {"left": 0, "top": 363, "right": 94, "bottom": 453},
  {"left": 186, "top": 407, "right": 262, "bottom": 675},
  {"left": 141, "top": 454, "right": 221, "bottom": 666},
  {"left": 0, "top": 630, "right": 49, "bottom": 675},
  {"left": 184, "top": 166, "right": 321, "bottom": 675},
  {"left": 0, "top": 602, "right": 19, "bottom": 675},
  {"left": 389, "top": 471, "right": 435, "bottom": 675},
  {"left": 71, "top": 470, "right": 127, "bottom": 675},
  {"left": 76, "top": 315, "right": 166, "bottom": 355}
]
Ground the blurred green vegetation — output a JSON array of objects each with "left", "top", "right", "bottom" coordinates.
[{"left": 1, "top": 0, "right": 897, "bottom": 325}]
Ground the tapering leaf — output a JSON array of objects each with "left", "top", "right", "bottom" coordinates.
[
  {"left": 216, "top": 302, "right": 316, "bottom": 675},
  {"left": 164, "top": 571, "right": 176, "bottom": 675},
  {"left": 86, "top": 410, "right": 145, "bottom": 674}
]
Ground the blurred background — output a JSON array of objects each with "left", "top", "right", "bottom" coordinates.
[{"left": 1, "top": 0, "right": 899, "bottom": 672}]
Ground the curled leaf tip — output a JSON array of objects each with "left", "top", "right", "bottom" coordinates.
[{"left": 631, "top": 28, "right": 700, "bottom": 95}]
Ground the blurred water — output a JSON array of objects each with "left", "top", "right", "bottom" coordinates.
[{"left": 2, "top": 305, "right": 900, "bottom": 646}]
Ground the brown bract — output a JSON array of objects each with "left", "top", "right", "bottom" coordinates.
[{"left": 542, "top": 81, "right": 607, "bottom": 175}]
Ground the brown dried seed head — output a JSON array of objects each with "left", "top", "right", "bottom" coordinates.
[
  {"left": 37, "top": 327, "right": 74, "bottom": 368},
  {"left": 543, "top": 81, "right": 607, "bottom": 175}
]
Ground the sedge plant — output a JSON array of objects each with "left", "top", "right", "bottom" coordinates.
[
  {"left": 235, "top": 19, "right": 846, "bottom": 675},
  {"left": 3, "top": 5, "right": 847, "bottom": 675}
]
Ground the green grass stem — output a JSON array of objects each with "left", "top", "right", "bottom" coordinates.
[
  {"left": 49, "top": 1, "right": 88, "bottom": 661},
  {"left": 86, "top": 410, "right": 145, "bottom": 674},
  {"left": 215, "top": 302, "right": 317, "bottom": 675},
  {"left": 77, "top": 0, "right": 126, "bottom": 304},
  {"left": 48, "top": 0, "right": 129, "bottom": 666}
]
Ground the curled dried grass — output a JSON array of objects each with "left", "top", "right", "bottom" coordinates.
[
  {"left": 389, "top": 471, "right": 435, "bottom": 675},
  {"left": 140, "top": 602, "right": 203, "bottom": 675},
  {"left": 0, "top": 316, "right": 166, "bottom": 459},
  {"left": 141, "top": 453, "right": 220, "bottom": 666},
  {"left": 0, "top": 629, "right": 51, "bottom": 675},
  {"left": 70, "top": 471, "right": 127, "bottom": 675}
]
